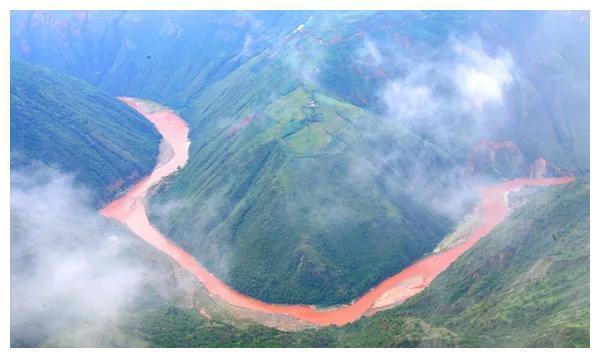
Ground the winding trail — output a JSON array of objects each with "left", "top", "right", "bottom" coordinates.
[{"left": 101, "top": 97, "right": 575, "bottom": 327}]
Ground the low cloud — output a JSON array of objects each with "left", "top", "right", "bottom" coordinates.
[
  {"left": 361, "top": 38, "right": 383, "bottom": 66},
  {"left": 452, "top": 36, "right": 514, "bottom": 111},
  {"left": 10, "top": 166, "right": 152, "bottom": 347},
  {"left": 240, "top": 34, "right": 254, "bottom": 57},
  {"left": 280, "top": 17, "right": 326, "bottom": 87},
  {"left": 347, "top": 34, "right": 516, "bottom": 220},
  {"left": 382, "top": 34, "right": 514, "bottom": 141},
  {"left": 148, "top": 187, "right": 234, "bottom": 279},
  {"left": 283, "top": 44, "right": 324, "bottom": 87}
]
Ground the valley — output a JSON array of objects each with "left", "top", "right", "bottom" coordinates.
[
  {"left": 102, "top": 97, "right": 575, "bottom": 328},
  {"left": 9, "top": 10, "right": 589, "bottom": 347}
]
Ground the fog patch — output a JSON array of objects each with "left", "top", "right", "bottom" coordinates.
[
  {"left": 149, "top": 187, "right": 234, "bottom": 280},
  {"left": 10, "top": 166, "right": 151, "bottom": 347},
  {"left": 240, "top": 34, "right": 254, "bottom": 58},
  {"left": 347, "top": 34, "right": 516, "bottom": 220},
  {"left": 382, "top": 34, "right": 514, "bottom": 145},
  {"left": 283, "top": 45, "right": 324, "bottom": 87},
  {"left": 156, "top": 139, "right": 175, "bottom": 168},
  {"left": 452, "top": 36, "right": 514, "bottom": 111},
  {"left": 280, "top": 21, "right": 326, "bottom": 87},
  {"left": 358, "top": 38, "right": 383, "bottom": 66}
]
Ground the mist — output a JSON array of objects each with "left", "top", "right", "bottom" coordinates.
[
  {"left": 10, "top": 165, "right": 152, "bottom": 347},
  {"left": 343, "top": 33, "right": 517, "bottom": 221},
  {"left": 148, "top": 187, "right": 235, "bottom": 281},
  {"left": 380, "top": 34, "right": 514, "bottom": 147}
]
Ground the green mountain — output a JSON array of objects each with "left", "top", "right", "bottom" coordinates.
[
  {"left": 10, "top": 11, "right": 308, "bottom": 108},
  {"left": 148, "top": 81, "right": 456, "bottom": 304},
  {"left": 143, "top": 11, "right": 588, "bottom": 305},
  {"left": 50, "top": 178, "right": 586, "bottom": 347},
  {"left": 11, "top": 11, "right": 589, "bottom": 175},
  {"left": 10, "top": 9, "right": 589, "bottom": 306},
  {"left": 9, "top": 10, "right": 590, "bottom": 347},
  {"left": 10, "top": 60, "right": 161, "bottom": 204},
  {"left": 332, "top": 177, "right": 589, "bottom": 347},
  {"left": 106, "top": 176, "right": 587, "bottom": 348}
]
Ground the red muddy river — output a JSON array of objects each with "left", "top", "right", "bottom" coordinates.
[{"left": 101, "top": 98, "right": 575, "bottom": 327}]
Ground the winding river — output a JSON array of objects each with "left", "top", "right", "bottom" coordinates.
[{"left": 101, "top": 97, "right": 575, "bottom": 327}]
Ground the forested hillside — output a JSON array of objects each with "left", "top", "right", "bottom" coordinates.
[
  {"left": 10, "top": 11, "right": 307, "bottom": 108},
  {"left": 332, "top": 178, "right": 589, "bottom": 347},
  {"left": 148, "top": 82, "right": 455, "bottom": 305},
  {"left": 42, "top": 178, "right": 586, "bottom": 347},
  {"left": 11, "top": 11, "right": 589, "bottom": 172},
  {"left": 11, "top": 10, "right": 588, "bottom": 304},
  {"left": 10, "top": 60, "right": 161, "bottom": 204},
  {"left": 9, "top": 10, "right": 589, "bottom": 347},
  {"left": 144, "top": 11, "right": 588, "bottom": 304}
]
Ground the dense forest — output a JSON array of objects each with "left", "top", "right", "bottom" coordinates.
[
  {"left": 10, "top": 60, "right": 161, "bottom": 205},
  {"left": 10, "top": 10, "right": 589, "bottom": 347}
]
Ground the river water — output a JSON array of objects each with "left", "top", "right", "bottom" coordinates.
[{"left": 101, "top": 97, "right": 575, "bottom": 327}]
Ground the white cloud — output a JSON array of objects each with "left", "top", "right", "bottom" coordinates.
[
  {"left": 383, "top": 78, "right": 436, "bottom": 121},
  {"left": 364, "top": 39, "right": 383, "bottom": 66},
  {"left": 283, "top": 43, "right": 323, "bottom": 87},
  {"left": 10, "top": 166, "right": 151, "bottom": 347},
  {"left": 381, "top": 34, "right": 515, "bottom": 135},
  {"left": 452, "top": 36, "right": 514, "bottom": 110},
  {"left": 241, "top": 34, "right": 254, "bottom": 57},
  {"left": 347, "top": 34, "right": 517, "bottom": 220}
]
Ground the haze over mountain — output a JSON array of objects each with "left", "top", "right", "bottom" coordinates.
[{"left": 9, "top": 10, "right": 589, "bottom": 347}]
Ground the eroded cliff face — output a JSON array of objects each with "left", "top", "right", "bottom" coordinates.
[{"left": 464, "top": 140, "right": 573, "bottom": 180}]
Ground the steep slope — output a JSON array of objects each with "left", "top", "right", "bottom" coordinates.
[
  {"left": 52, "top": 177, "right": 587, "bottom": 348},
  {"left": 10, "top": 10, "right": 307, "bottom": 108},
  {"left": 10, "top": 11, "right": 589, "bottom": 172},
  {"left": 11, "top": 8, "right": 589, "bottom": 309},
  {"left": 148, "top": 80, "right": 455, "bottom": 305},
  {"left": 10, "top": 60, "right": 160, "bottom": 204},
  {"left": 145, "top": 11, "right": 588, "bottom": 305},
  {"left": 9, "top": 10, "right": 589, "bottom": 348},
  {"left": 308, "top": 11, "right": 590, "bottom": 173},
  {"left": 333, "top": 178, "right": 589, "bottom": 347}
]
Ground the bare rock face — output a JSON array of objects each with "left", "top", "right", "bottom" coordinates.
[
  {"left": 529, "top": 157, "right": 572, "bottom": 179},
  {"left": 464, "top": 140, "right": 527, "bottom": 179},
  {"left": 464, "top": 140, "right": 573, "bottom": 181}
]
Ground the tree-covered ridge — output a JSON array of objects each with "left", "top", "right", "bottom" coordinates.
[
  {"left": 339, "top": 177, "right": 589, "bottom": 347},
  {"left": 118, "top": 178, "right": 590, "bottom": 347},
  {"left": 140, "top": 11, "right": 588, "bottom": 305},
  {"left": 11, "top": 11, "right": 589, "bottom": 304},
  {"left": 10, "top": 60, "right": 161, "bottom": 205},
  {"left": 10, "top": 10, "right": 309, "bottom": 109},
  {"left": 148, "top": 82, "right": 455, "bottom": 305},
  {"left": 8, "top": 11, "right": 589, "bottom": 347},
  {"left": 11, "top": 11, "right": 589, "bottom": 173},
  {"left": 58, "top": 178, "right": 587, "bottom": 347}
]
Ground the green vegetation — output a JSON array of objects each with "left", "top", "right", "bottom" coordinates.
[
  {"left": 335, "top": 178, "right": 589, "bottom": 347},
  {"left": 149, "top": 80, "right": 454, "bottom": 305},
  {"left": 118, "top": 288, "right": 330, "bottom": 348},
  {"left": 117, "top": 287, "right": 455, "bottom": 347},
  {"left": 11, "top": 11, "right": 589, "bottom": 305},
  {"left": 10, "top": 60, "right": 161, "bottom": 205},
  {"left": 10, "top": 11, "right": 589, "bottom": 347},
  {"left": 13, "top": 11, "right": 589, "bottom": 172},
  {"left": 10, "top": 11, "right": 309, "bottom": 109},
  {"left": 141, "top": 11, "right": 586, "bottom": 306},
  {"left": 48, "top": 178, "right": 586, "bottom": 347}
]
